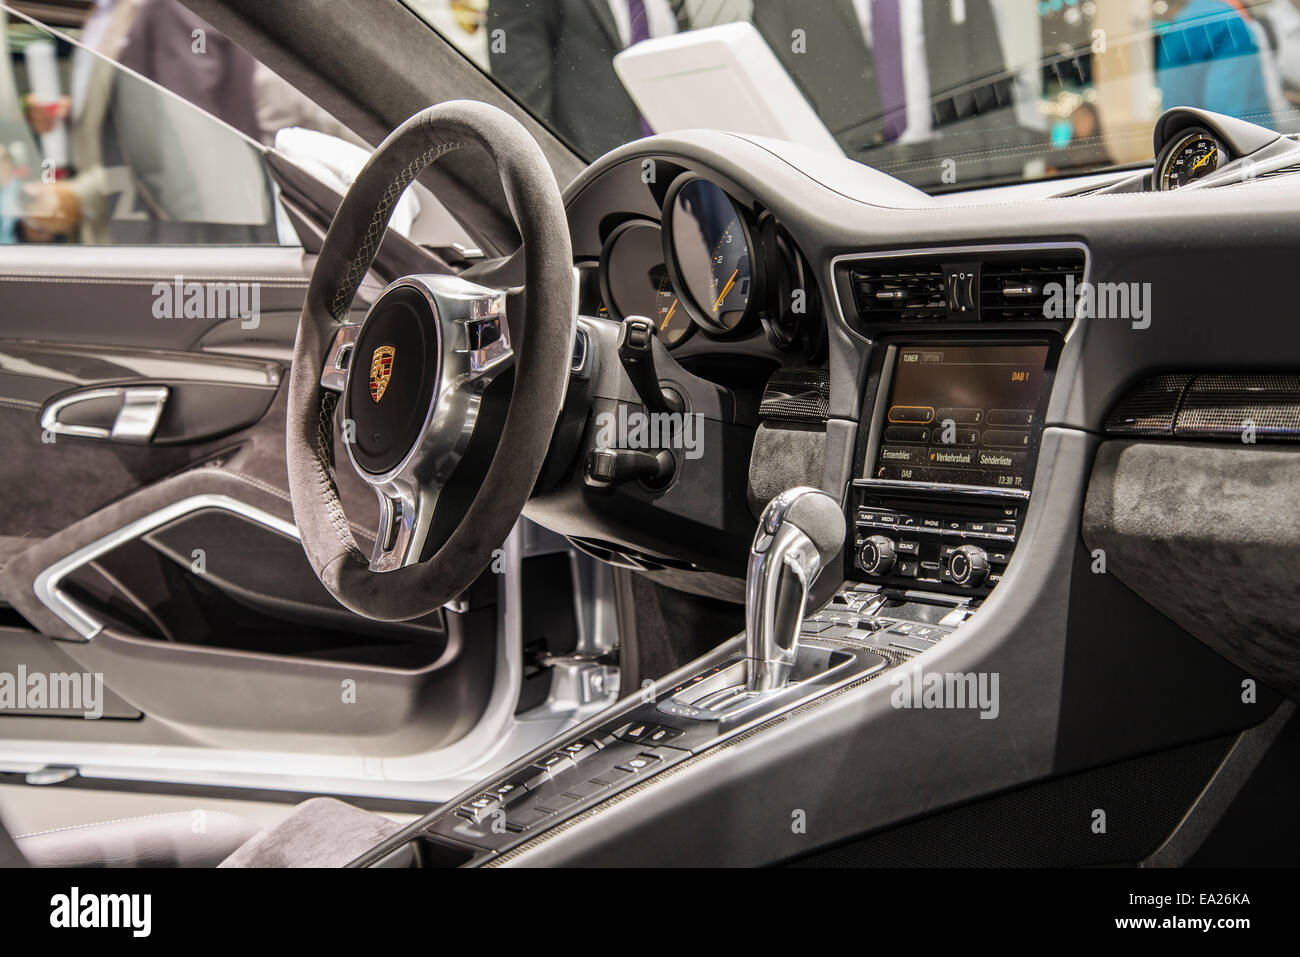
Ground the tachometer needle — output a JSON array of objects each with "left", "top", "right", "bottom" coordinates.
[
  {"left": 713, "top": 269, "right": 738, "bottom": 311},
  {"left": 661, "top": 299, "right": 677, "bottom": 330}
]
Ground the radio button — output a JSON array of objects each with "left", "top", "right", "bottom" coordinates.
[
  {"left": 859, "top": 536, "right": 897, "bottom": 576},
  {"left": 948, "top": 545, "right": 990, "bottom": 587}
]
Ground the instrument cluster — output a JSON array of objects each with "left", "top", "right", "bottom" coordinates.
[{"left": 583, "top": 173, "right": 820, "bottom": 356}]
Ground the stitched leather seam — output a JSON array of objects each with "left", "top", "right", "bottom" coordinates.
[
  {"left": 327, "top": 138, "right": 463, "bottom": 321},
  {"left": 15, "top": 809, "right": 252, "bottom": 840},
  {"left": 313, "top": 391, "right": 366, "bottom": 564}
]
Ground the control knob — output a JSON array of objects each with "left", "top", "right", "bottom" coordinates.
[
  {"left": 858, "top": 535, "right": 896, "bottom": 576},
  {"left": 948, "top": 544, "right": 989, "bottom": 587}
]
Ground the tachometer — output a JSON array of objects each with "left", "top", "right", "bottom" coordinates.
[
  {"left": 1158, "top": 129, "right": 1225, "bottom": 190},
  {"left": 653, "top": 272, "right": 692, "bottom": 348},
  {"left": 664, "top": 176, "right": 761, "bottom": 335}
]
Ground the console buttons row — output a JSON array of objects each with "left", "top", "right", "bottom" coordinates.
[
  {"left": 535, "top": 752, "right": 575, "bottom": 775},
  {"left": 612, "top": 722, "right": 682, "bottom": 746},
  {"left": 484, "top": 780, "right": 528, "bottom": 805},
  {"left": 857, "top": 514, "right": 1017, "bottom": 543},
  {"left": 455, "top": 794, "right": 501, "bottom": 822},
  {"left": 558, "top": 738, "right": 600, "bottom": 761},
  {"left": 890, "top": 621, "right": 947, "bottom": 641}
]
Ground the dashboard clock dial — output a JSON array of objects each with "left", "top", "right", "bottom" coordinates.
[
  {"left": 665, "top": 177, "right": 758, "bottom": 333},
  {"left": 1158, "top": 130, "right": 1224, "bottom": 190}
]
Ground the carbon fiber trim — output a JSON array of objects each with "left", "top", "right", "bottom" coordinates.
[
  {"left": 1103, "top": 374, "right": 1193, "bottom": 436},
  {"left": 759, "top": 368, "right": 831, "bottom": 424},
  {"left": 1107, "top": 373, "right": 1300, "bottom": 442}
]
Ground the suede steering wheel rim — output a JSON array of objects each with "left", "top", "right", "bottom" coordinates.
[{"left": 286, "top": 101, "right": 574, "bottom": 621}]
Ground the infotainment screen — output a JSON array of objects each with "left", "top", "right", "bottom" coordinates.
[{"left": 869, "top": 345, "right": 1050, "bottom": 490}]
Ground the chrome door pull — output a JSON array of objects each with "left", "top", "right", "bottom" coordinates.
[{"left": 40, "top": 385, "right": 170, "bottom": 443}]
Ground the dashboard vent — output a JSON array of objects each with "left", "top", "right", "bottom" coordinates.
[
  {"left": 1258, "top": 163, "right": 1300, "bottom": 180},
  {"left": 848, "top": 264, "right": 947, "bottom": 322},
  {"left": 980, "top": 258, "right": 1086, "bottom": 320},
  {"left": 843, "top": 249, "right": 1085, "bottom": 325}
]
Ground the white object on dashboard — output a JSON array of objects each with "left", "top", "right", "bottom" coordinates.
[
  {"left": 613, "top": 22, "right": 845, "bottom": 158},
  {"left": 273, "top": 126, "right": 422, "bottom": 239}
]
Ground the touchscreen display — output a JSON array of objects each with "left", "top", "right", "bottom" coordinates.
[{"left": 870, "top": 345, "right": 1049, "bottom": 490}]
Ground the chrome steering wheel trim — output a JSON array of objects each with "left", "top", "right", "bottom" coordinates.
[{"left": 320, "top": 274, "right": 513, "bottom": 572}]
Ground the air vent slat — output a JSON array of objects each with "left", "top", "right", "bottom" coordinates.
[
  {"left": 979, "top": 257, "right": 1083, "bottom": 321},
  {"left": 846, "top": 250, "right": 1084, "bottom": 325},
  {"left": 849, "top": 264, "right": 946, "bottom": 323}
]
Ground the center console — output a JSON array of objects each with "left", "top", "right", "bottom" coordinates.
[
  {"left": 848, "top": 339, "right": 1058, "bottom": 599},
  {"left": 359, "top": 279, "right": 1066, "bottom": 868}
]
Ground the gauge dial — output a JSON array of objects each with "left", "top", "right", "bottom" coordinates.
[
  {"left": 599, "top": 220, "right": 692, "bottom": 347},
  {"left": 666, "top": 178, "right": 755, "bottom": 333},
  {"left": 653, "top": 272, "right": 692, "bottom": 347},
  {"left": 1159, "top": 130, "right": 1224, "bottom": 190}
]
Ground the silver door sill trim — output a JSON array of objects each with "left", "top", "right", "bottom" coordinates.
[{"left": 33, "top": 494, "right": 299, "bottom": 641}]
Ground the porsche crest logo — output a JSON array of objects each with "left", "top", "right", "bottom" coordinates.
[{"left": 369, "top": 345, "right": 395, "bottom": 403}]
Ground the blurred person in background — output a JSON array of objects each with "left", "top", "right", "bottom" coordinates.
[
  {"left": 752, "top": 0, "right": 1037, "bottom": 183},
  {"left": 488, "top": 0, "right": 688, "bottom": 157},
  {"left": 1259, "top": 0, "right": 1300, "bottom": 110},
  {"left": 1155, "top": 0, "right": 1276, "bottom": 127}
]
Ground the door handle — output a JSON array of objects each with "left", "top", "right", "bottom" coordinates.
[{"left": 40, "top": 385, "right": 170, "bottom": 443}]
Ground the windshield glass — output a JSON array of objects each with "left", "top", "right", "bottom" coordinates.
[{"left": 406, "top": 0, "right": 1300, "bottom": 192}]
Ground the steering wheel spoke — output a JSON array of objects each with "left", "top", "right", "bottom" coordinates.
[
  {"left": 320, "top": 322, "right": 361, "bottom": 392},
  {"left": 368, "top": 479, "right": 431, "bottom": 572}
]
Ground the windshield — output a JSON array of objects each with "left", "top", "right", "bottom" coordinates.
[{"left": 406, "top": 0, "right": 1300, "bottom": 191}]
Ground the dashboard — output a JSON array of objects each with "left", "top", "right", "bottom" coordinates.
[{"left": 548, "top": 104, "right": 1300, "bottom": 596}]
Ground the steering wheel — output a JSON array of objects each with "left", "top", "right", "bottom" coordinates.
[{"left": 285, "top": 101, "right": 574, "bottom": 620}]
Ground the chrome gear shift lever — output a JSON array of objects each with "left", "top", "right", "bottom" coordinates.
[{"left": 745, "top": 488, "right": 846, "bottom": 692}]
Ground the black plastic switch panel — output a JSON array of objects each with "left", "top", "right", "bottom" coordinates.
[
  {"left": 615, "top": 752, "right": 662, "bottom": 773},
  {"left": 615, "top": 721, "right": 657, "bottom": 743},
  {"left": 563, "top": 779, "right": 610, "bottom": 800},
  {"left": 505, "top": 806, "right": 554, "bottom": 832},
  {"left": 645, "top": 726, "right": 682, "bottom": 745}
]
